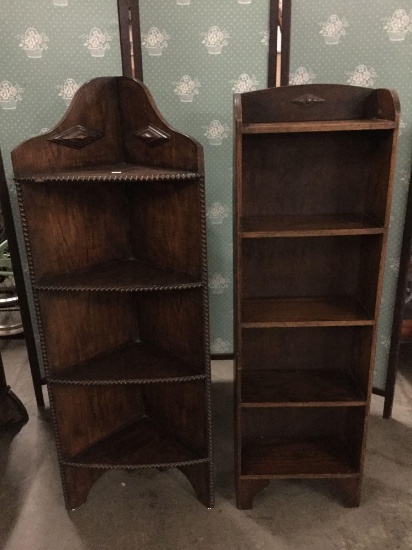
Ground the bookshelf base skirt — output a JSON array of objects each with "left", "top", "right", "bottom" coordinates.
[
  {"left": 61, "top": 462, "right": 213, "bottom": 510},
  {"left": 237, "top": 476, "right": 361, "bottom": 510}
]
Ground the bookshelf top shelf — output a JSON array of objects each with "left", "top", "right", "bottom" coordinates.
[
  {"left": 241, "top": 119, "right": 397, "bottom": 135},
  {"left": 15, "top": 163, "right": 202, "bottom": 184}
]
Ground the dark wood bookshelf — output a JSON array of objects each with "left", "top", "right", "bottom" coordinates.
[
  {"left": 10, "top": 76, "right": 214, "bottom": 510},
  {"left": 234, "top": 84, "right": 400, "bottom": 509}
]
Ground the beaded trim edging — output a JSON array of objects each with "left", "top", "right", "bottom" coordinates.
[
  {"left": 35, "top": 282, "right": 204, "bottom": 292},
  {"left": 14, "top": 172, "right": 202, "bottom": 184},
  {"left": 49, "top": 374, "right": 207, "bottom": 385},
  {"left": 61, "top": 457, "right": 210, "bottom": 470},
  {"left": 199, "top": 177, "right": 215, "bottom": 508}
]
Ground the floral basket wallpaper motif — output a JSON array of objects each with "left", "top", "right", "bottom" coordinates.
[
  {"left": 1, "top": 0, "right": 122, "bottom": 376},
  {"left": 142, "top": 27, "right": 169, "bottom": 56},
  {"left": 58, "top": 78, "right": 79, "bottom": 106},
  {"left": 83, "top": 27, "right": 112, "bottom": 57},
  {"left": 18, "top": 27, "right": 49, "bottom": 58},
  {"left": 319, "top": 14, "right": 348, "bottom": 44},
  {"left": 291, "top": 0, "right": 412, "bottom": 390},
  {"left": 0, "top": 81, "right": 23, "bottom": 110},
  {"left": 173, "top": 75, "right": 200, "bottom": 102},
  {"left": 202, "top": 26, "right": 229, "bottom": 54},
  {"left": 204, "top": 120, "right": 230, "bottom": 145},
  {"left": 383, "top": 9, "right": 412, "bottom": 41}
]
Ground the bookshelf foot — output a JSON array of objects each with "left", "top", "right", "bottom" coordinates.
[
  {"left": 179, "top": 462, "right": 214, "bottom": 508},
  {"left": 237, "top": 479, "right": 270, "bottom": 509},
  {"left": 62, "top": 466, "right": 105, "bottom": 510},
  {"left": 337, "top": 477, "right": 361, "bottom": 507}
]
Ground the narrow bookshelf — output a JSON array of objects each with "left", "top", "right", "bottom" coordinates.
[{"left": 234, "top": 84, "right": 400, "bottom": 509}]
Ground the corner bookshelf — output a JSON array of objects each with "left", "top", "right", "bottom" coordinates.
[
  {"left": 10, "top": 76, "right": 213, "bottom": 509},
  {"left": 234, "top": 84, "right": 399, "bottom": 509}
]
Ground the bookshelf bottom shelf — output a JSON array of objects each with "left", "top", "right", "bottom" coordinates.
[
  {"left": 62, "top": 416, "right": 208, "bottom": 469},
  {"left": 241, "top": 437, "right": 358, "bottom": 478}
]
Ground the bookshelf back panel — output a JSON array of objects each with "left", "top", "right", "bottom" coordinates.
[
  {"left": 130, "top": 181, "right": 202, "bottom": 278},
  {"left": 144, "top": 380, "right": 208, "bottom": 454},
  {"left": 52, "top": 384, "right": 144, "bottom": 458},
  {"left": 240, "top": 85, "right": 377, "bottom": 124},
  {"left": 21, "top": 182, "right": 130, "bottom": 281},
  {"left": 241, "top": 407, "right": 364, "bottom": 444},
  {"left": 241, "top": 326, "right": 372, "bottom": 375},
  {"left": 38, "top": 291, "right": 138, "bottom": 375},
  {"left": 241, "top": 236, "right": 381, "bottom": 305},
  {"left": 137, "top": 289, "right": 205, "bottom": 369},
  {"left": 241, "top": 131, "right": 392, "bottom": 223},
  {"left": 118, "top": 77, "right": 199, "bottom": 172},
  {"left": 240, "top": 408, "right": 365, "bottom": 476}
]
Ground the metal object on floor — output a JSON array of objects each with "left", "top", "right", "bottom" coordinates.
[
  {"left": 0, "top": 152, "right": 45, "bottom": 408},
  {"left": 0, "top": 351, "right": 28, "bottom": 426},
  {"left": 0, "top": 239, "right": 23, "bottom": 337}
]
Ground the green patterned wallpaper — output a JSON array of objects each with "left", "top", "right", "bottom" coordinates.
[
  {"left": 139, "top": 0, "right": 271, "bottom": 355},
  {"left": 5, "top": 1, "right": 403, "bottom": 388},
  {"left": 0, "top": 0, "right": 122, "bottom": 173},
  {"left": 289, "top": 1, "right": 412, "bottom": 389},
  {"left": 1, "top": 0, "right": 271, "bottom": 368},
  {"left": 0, "top": 0, "right": 123, "bottom": 375}
]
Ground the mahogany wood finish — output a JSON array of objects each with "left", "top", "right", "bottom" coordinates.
[
  {"left": 234, "top": 84, "right": 400, "bottom": 509},
  {"left": 10, "top": 77, "right": 213, "bottom": 509}
]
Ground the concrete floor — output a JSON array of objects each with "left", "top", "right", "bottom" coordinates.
[{"left": 0, "top": 338, "right": 411, "bottom": 550}]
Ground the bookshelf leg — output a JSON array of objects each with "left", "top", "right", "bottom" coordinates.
[
  {"left": 337, "top": 478, "right": 361, "bottom": 507},
  {"left": 237, "top": 479, "right": 270, "bottom": 510},
  {"left": 62, "top": 466, "right": 105, "bottom": 510},
  {"left": 178, "top": 462, "right": 214, "bottom": 508}
]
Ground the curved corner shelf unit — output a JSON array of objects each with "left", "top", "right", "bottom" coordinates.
[
  {"left": 234, "top": 84, "right": 400, "bottom": 509},
  {"left": 10, "top": 76, "right": 214, "bottom": 510}
]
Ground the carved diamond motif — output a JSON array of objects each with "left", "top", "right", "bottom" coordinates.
[
  {"left": 291, "top": 94, "right": 326, "bottom": 108},
  {"left": 133, "top": 125, "right": 171, "bottom": 148},
  {"left": 47, "top": 125, "right": 103, "bottom": 149}
]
